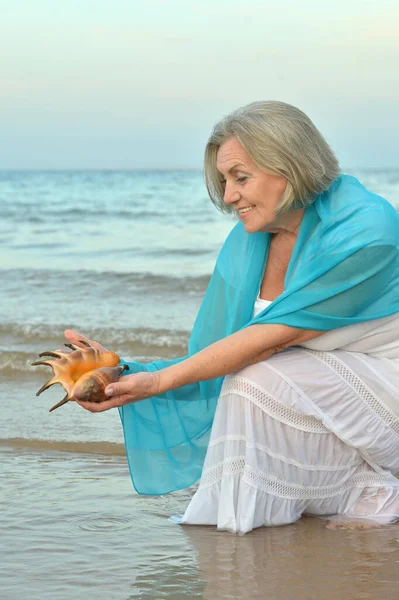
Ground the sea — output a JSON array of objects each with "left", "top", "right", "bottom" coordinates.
[{"left": 1, "top": 169, "right": 399, "bottom": 599}]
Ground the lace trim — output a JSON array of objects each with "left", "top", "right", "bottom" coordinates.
[
  {"left": 302, "top": 350, "right": 399, "bottom": 435},
  {"left": 199, "top": 457, "right": 398, "bottom": 499},
  {"left": 220, "top": 377, "right": 328, "bottom": 433},
  {"left": 207, "top": 434, "right": 361, "bottom": 472}
]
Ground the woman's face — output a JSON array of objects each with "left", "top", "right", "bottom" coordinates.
[{"left": 216, "top": 137, "right": 288, "bottom": 233}]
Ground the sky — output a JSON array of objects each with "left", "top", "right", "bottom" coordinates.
[{"left": 1, "top": 0, "right": 398, "bottom": 169}]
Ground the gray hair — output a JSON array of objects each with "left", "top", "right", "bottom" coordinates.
[{"left": 204, "top": 100, "right": 340, "bottom": 216}]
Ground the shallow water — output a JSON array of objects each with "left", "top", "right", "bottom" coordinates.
[
  {"left": 2, "top": 444, "right": 399, "bottom": 600},
  {"left": 2, "top": 169, "right": 399, "bottom": 598}
]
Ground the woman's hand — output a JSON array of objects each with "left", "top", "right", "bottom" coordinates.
[
  {"left": 63, "top": 329, "right": 158, "bottom": 413},
  {"left": 63, "top": 329, "right": 108, "bottom": 353},
  {"left": 75, "top": 371, "right": 160, "bottom": 413}
]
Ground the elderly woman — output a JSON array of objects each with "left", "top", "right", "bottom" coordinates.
[{"left": 65, "top": 101, "right": 399, "bottom": 534}]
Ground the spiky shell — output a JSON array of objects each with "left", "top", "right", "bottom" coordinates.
[{"left": 31, "top": 340, "right": 127, "bottom": 412}]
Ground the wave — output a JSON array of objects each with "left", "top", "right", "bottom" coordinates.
[
  {"left": 143, "top": 247, "right": 214, "bottom": 257},
  {"left": 0, "top": 267, "right": 210, "bottom": 294},
  {"left": 0, "top": 437, "right": 125, "bottom": 456},
  {"left": 0, "top": 321, "right": 189, "bottom": 346},
  {"left": 0, "top": 206, "right": 166, "bottom": 222},
  {"left": 0, "top": 325, "right": 189, "bottom": 375}
]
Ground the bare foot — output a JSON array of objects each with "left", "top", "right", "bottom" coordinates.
[{"left": 326, "top": 521, "right": 380, "bottom": 530}]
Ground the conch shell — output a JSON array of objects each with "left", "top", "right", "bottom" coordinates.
[{"left": 31, "top": 340, "right": 129, "bottom": 412}]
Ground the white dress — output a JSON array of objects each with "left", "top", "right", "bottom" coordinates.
[{"left": 177, "top": 296, "right": 399, "bottom": 534}]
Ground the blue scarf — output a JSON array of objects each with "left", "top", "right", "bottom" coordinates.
[{"left": 118, "top": 174, "right": 399, "bottom": 494}]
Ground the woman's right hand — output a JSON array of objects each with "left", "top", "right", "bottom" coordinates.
[{"left": 63, "top": 329, "right": 108, "bottom": 353}]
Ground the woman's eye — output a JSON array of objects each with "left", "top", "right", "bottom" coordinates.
[{"left": 219, "top": 176, "right": 247, "bottom": 185}]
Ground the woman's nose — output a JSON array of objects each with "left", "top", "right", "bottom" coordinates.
[{"left": 223, "top": 182, "right": 241, "bottom": 206}]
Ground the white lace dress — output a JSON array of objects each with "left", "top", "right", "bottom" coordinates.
[{"left": 176, "top": 297, "right": 399, "bottom": 534}]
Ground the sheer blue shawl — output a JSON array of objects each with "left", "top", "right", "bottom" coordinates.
[{"left": 118, "top": 174, "right": 399, "bottom": 494}]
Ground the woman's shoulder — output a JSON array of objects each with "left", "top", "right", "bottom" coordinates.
[
  {"left": 327, "top": 174, "right": 395, "bottom": 211},
  {"left": 316, "top": 174, "right": 399, "bottom": 242}
]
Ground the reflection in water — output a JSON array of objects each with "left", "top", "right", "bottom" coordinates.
[
  {"left": 180, "top": 519, "right": 399, "bottom": 600},
  {"left": 127, "top": 558, "right": 205, "bottom": 599},
  {"left": 1, "top": 446, "right": 399, "bottom": 600}
]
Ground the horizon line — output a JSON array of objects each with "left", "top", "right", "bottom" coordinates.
[{"left": 0, "top": 166, "right": 398, "bottom": 172}]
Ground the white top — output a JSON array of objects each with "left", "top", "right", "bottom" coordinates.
[
  {"left": 253, "top": 296, "right": 273, "bottom": 316},
  {"left": 252, "top": 294, "right": 399, "bottom": 359}
]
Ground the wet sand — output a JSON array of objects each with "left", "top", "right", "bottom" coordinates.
[
  {"left": 0, "top": 437, "right": 125, "bottom": 456},
  {"left": 1, "top": 444, "right": 399, "bottom": 600}
]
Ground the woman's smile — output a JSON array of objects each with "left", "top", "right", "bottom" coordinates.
[{"left": 237, "top": 205, "right": 254, "bottom": 217}]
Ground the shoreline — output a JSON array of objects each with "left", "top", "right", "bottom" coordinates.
[{"left": 0, "top": 437, "right": 126, "bottom": 456}]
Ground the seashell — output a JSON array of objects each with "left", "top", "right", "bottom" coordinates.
[{"left": 31, "top": 340, "right": 129, "bottom": 412}]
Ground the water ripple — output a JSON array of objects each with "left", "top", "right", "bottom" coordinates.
[{"left": 66, "top": 513, "right": 137, "bottom": 533}]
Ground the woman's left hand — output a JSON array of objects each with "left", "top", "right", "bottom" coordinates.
[{"left": 75, "top": 371, "right": 160, "bottom": 413}]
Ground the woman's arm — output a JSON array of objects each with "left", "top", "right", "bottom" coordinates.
[
  {"left": 156, "top": 323, "right": 324, "bottom": 394},
  {"left": 76, "top": 324, "right": 325, "bottom": 412}
]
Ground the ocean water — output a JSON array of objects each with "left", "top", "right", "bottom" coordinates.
[
  {"left": 0, "top": 169, "right": 234, "bottom": 446},
  {"left": 1, "top": 169, "right": 399, "bottom": 599}
]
